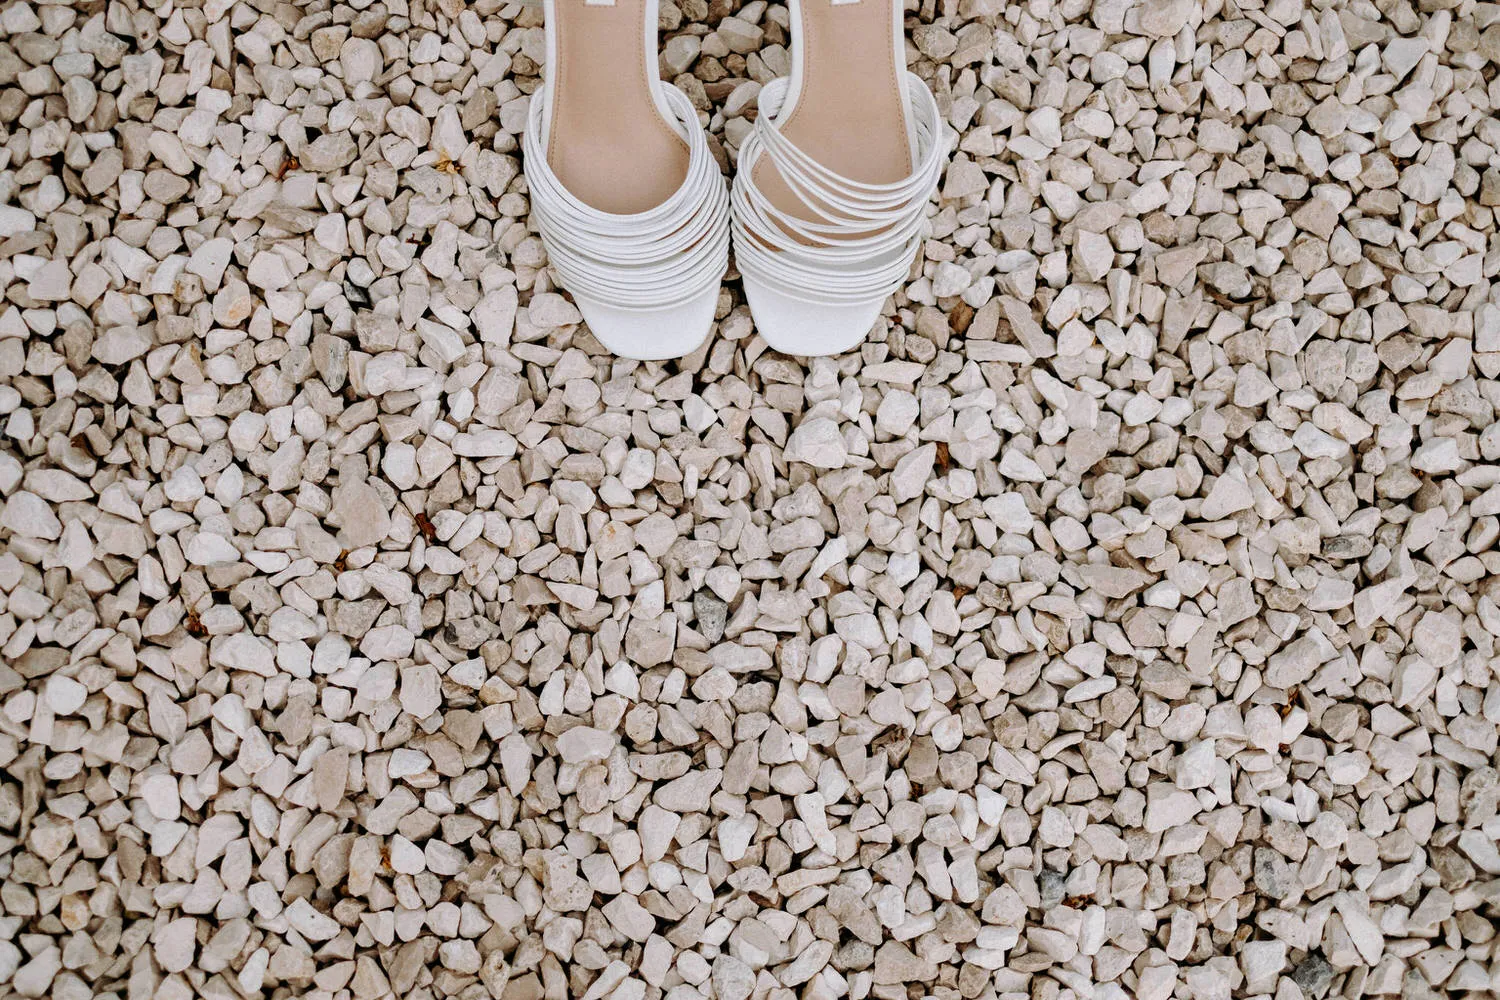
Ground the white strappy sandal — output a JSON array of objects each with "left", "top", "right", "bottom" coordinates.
[
  {"left": 731, "top": 0, "right": 947, "bottom": 357},
  {"left": 521, "top": 0, "right": 730, "bottom": 361}
]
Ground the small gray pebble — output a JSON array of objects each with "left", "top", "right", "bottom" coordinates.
[
  {"left": 1290, "top": 954, "right": 1333, "bottom": 996},
  {"left": 694, "top": 591, "right": 728, "bottom": 642},
  {"left": 1254, "top": 847, "right": 1296, "bottom": 900},
  {"left": 1038, "top": 869, "right": 1066, "bottom": 910}
]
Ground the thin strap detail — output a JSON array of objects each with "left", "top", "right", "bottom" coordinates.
[
  {"left": 731, "top": 73, "right": 947, "bottom": 307},
  {"left": 524, "top": 83, "right": 730, "bottom": 311}
]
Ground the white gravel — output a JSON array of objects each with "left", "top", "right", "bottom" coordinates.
[{"left": 1, "top": 1, "right": 1500, "bottom": 1000}]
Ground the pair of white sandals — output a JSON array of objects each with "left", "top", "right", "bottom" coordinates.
[{"left": 521, "top": 0, "right": 947, "bottom": 359}]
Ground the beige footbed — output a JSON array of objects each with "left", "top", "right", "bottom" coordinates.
[
  {"left": 753, "top": 0, "right": 912, "bottom": 233},
  {"left": 548, "top": 0, "right": 908, "bottom": 223},
  {"left": 547, "top": 0, "right": 689, "bottom": 214}
]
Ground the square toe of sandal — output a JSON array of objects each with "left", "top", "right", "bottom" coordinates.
[
  {"left": 574, "top": 285, "right": 719, "bottom": 361},
  {"left": 742, "top": 276, "right": 885, "bottom": 358}
]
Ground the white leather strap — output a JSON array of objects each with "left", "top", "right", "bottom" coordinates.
[
  {"left": 731, "top": 73, "right": 946, "bottom": 306},
  {"left": 523, "top": 83, "right": 730, "bottom": 311}
]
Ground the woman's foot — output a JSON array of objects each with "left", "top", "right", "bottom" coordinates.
[
  {"left": 522, "top": 0, "right": 730, "bottom": 360},
  {"left": 731, "top": 0, "right": 947, "bottom": 356}
]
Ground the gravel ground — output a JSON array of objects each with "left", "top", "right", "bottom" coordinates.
[{"left": 3, "top": 1, "right": 1500, "bottom": 999}]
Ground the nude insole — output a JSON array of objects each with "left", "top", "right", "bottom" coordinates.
[
  {"left": 754, "top": 0, "right": 912, "bottom": 232},
  {"left": 548, "top": 0, "right": 689, "bottom": 214}
]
